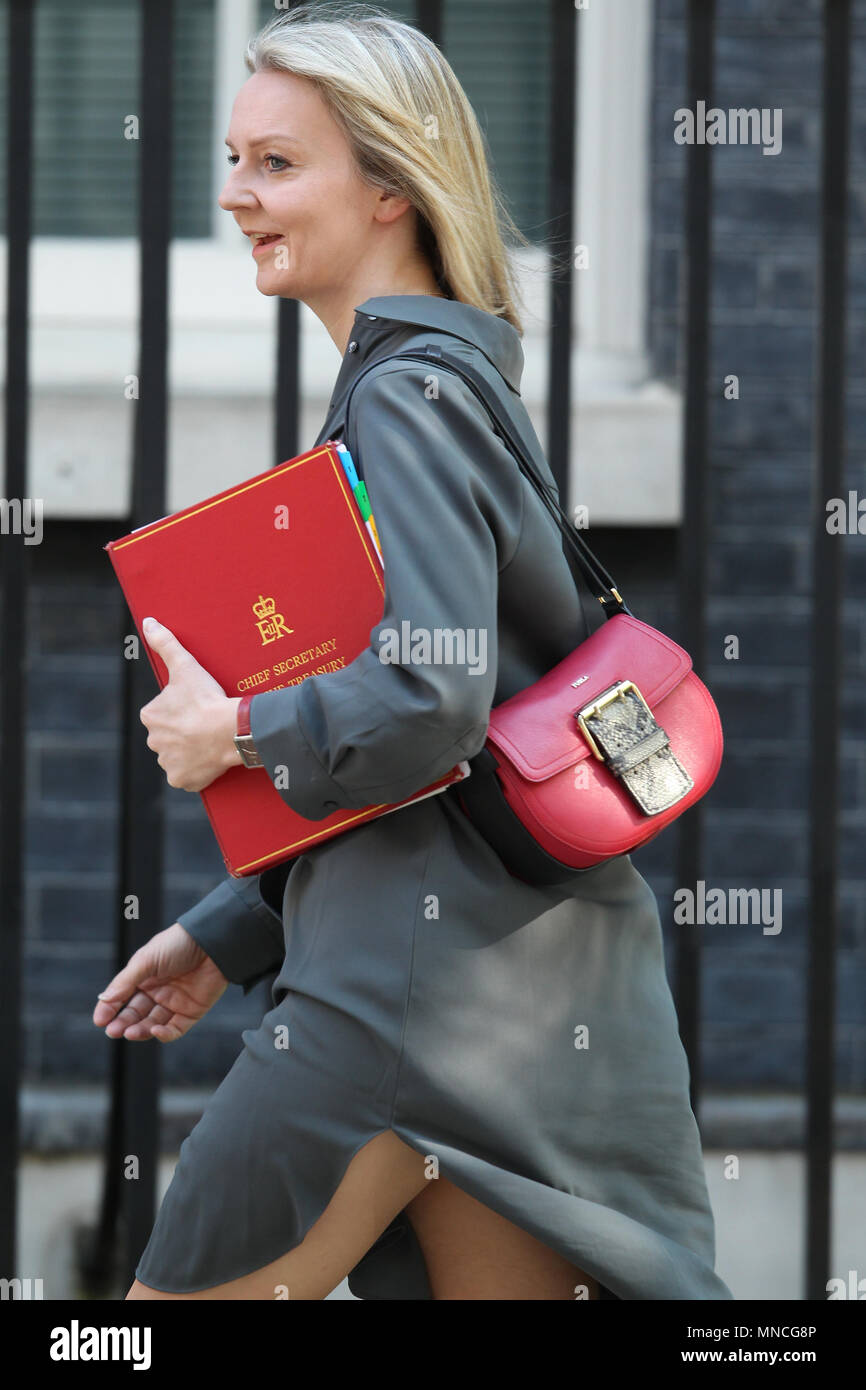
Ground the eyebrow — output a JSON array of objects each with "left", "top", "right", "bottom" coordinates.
[{"left": 224, "top": 133, "right": 304, "bottom": 150}]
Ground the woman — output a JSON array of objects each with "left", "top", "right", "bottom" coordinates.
[{"left": 93, "top": 2, "right": 732, "bottom": 1301}]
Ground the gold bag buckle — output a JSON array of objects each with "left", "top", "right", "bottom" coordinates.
[{"left": 574, "top": 679, "right": 653, "bottom": 761}]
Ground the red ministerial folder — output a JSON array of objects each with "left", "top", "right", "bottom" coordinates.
[{"left": 104, "top": 440, "right": 470, "bottom": 876}]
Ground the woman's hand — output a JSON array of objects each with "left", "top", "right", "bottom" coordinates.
[
  {"left": 138, "top": 617, "right": 242, "bottom": 791},
  {"left": 92, "top": 922, "right": 229, "bottom": 1042}
]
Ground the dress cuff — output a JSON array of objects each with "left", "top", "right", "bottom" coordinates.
[
  {"left": 248, "top": 684, "right": 349, "bottom": 820},
  {"left": 176, "top": 876, "right": 286, "bottom": 996}
]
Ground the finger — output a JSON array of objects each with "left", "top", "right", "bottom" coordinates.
[
  {"left": 102, "top": 989, "right": 159, "bottom": 1036},
  {"left": 141, "top": 617, "right": 192, "bottom": 676},
  {"left": 121, "top": 999, "right": 174, "bottom": 1034},
  {"left": 124, "top": 1006, "right": 192, "bottom": 1044},
  {"left": 150, "top": 1019, "right": 187, "bottom": 1043},
  {"left": 116, "top": 1012, "right": 175, "bottom": 1042},
  {"left": 93, "top": 964, "right": 159, "bottom": 1023}
]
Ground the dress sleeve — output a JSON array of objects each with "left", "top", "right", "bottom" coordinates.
[
  {"left": 247, "top": 361, "right": 525, "bottom": 817},
  {"left": 175, "top": 863, "right": 290, "bottom": 996}
]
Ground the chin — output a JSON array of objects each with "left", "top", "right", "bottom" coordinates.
[{"left": 256, "top": 272, "right": 297, "bottom": 298}]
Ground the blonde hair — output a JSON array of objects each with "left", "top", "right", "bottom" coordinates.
[{"left": 244, "top": 1, "right": 528, "bottom": 334}]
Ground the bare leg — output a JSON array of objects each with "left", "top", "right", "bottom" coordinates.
[
  {"left": 404, "top": 1173, "right": 600, "bottom": 1300},
  {"left": 126, "top": 1129, "right": 430, "bottom": 1300}
]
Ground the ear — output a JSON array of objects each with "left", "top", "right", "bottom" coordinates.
[{"left": 372, "top": 189, "right": 415, "bottom": 225}]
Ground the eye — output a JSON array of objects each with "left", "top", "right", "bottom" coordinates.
[{"left": 224, "top": 152, "right": 292, "bottom": 171}]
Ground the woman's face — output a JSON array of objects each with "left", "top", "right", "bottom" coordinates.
[{"left": 220, "top": 69, "right": 403, "bottom": 304}]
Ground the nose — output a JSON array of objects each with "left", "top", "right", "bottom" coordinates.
[{"left": 218, "top": 166, "right": 257, "bottom": 214}]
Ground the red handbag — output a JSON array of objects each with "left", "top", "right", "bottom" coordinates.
[
  {"left": 462, "top": 611, "right": 724, "bottom": 878},
  {"left": 345, "top": 344, "right": 724, "bottom": 887}
]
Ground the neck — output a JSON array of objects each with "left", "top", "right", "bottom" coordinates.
[{"left": 305, "top": 255, "right": 446, "bottom": 355}]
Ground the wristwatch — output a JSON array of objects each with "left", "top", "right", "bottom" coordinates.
[{"left": 234, "top": 692, "right": 264, "bottom": 768}]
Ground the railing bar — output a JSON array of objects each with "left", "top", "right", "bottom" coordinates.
[
  {"left": 674, "top": 0, "right": 717, "bottom": 1120},
  {"left": 115, "top": 0, "right": 176, "bottom": 1292},
  {"left": 805, "top": 0, "right": 849, "bottom": 1304},
  {"left": 414, "top": 0, "right": 443, "bottom": 47},
  {"left": 275, "top": 297, "right": 300, "bottom": 466},
  {"left": 271, "top": 0, "right": 309, "bottom": 465},
  {"left": 0, "top": 0, "right": 35, "bottom": 1281},
  {"left": 546, "top": 0, "right": 577, "bottom": 508}
]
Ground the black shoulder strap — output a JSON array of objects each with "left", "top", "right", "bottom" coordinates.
[{"left": 344, "top": 341, "right": 630, "bottom": 620}]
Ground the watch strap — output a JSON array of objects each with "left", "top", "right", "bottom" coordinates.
[
  {"left": 237, "top": 692, "right": 254, "bottom": 737},
  {"left": 235, "top": 693, "right": 264, "bottom": 767}
]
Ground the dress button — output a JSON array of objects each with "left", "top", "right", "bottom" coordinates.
[{"left": 348, "top": 340, "right": 358, "bottom": 353}]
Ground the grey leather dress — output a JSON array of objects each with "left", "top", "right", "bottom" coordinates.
[{"left": 134, "top": 294, "right": 733, "bottom": 1300}]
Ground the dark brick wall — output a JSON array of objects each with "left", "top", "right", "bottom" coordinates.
[
  {"left": 6, "top": 0, "right": 865, "bottom": 1098},
  {"left": 646, "top": 0, "right": 866, "bottom": 1090},
  {"left": 18, "top": 522, "right": 272, "bottom": 1089}
]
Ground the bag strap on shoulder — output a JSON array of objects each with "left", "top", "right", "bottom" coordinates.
[{"left": 343, "top": 341, "right": 630, "bottom": 621}]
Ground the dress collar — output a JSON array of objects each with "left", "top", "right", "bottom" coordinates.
[{"left": 349, "top": 294, "right": 524, "bottom": 393}]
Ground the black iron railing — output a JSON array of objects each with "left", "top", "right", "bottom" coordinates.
[
  {"left": 0, "top": 0, "right": 32, "bottom": 1300},
  {"left": 806, "top": 0, "right": 849, "bottom": 1305},
  {"left": 0, "top": 0, "right": 849, "bottom": 1301}
]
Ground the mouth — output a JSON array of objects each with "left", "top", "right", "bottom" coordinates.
[{"left": 246, "top": 232, "right": 284, "bottom": 258}]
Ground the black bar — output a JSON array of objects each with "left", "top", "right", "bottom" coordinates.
[
  {"left": 272, "top": 0, "right": 310, "bottom": 465},
  {"left": 0, "top": 0, "right": 34, "bottom": 1281},
  {"left": 806, "top": 0, "right": 849, "bottom": 1303},
  {"left": 115, "top": 0, "right": 176, "bottom": 1293},
  {"left": 414, "top": 0, "right": 443, "bottom": 47},
  {"left": 546, "top": 0, "right": 576, "bottom": 505},
  {"left": 275, "top": 297, "right": 300, "bottom": 465},
  {"left": 674, "top": 0, "right": 716, "bottom": 1118}
]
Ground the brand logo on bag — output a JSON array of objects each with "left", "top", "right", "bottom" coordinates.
[
  {"left": 252, "top": 594, "right": 293, "bottom": 646},
  {"left": 571, "top": 675, "right": 589, "bottom": 687}
]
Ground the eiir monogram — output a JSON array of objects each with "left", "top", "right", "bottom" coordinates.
[{"left": 253, "top": 594, "right": 293, "bottom": 646}]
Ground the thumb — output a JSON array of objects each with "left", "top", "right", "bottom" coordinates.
[{"left": 142, "top": 617, "right": 191, "bottom": 673}]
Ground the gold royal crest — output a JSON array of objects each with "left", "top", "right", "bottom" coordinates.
[{"left": 253, "top": 594, "right": 293, "bottom": 645}]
